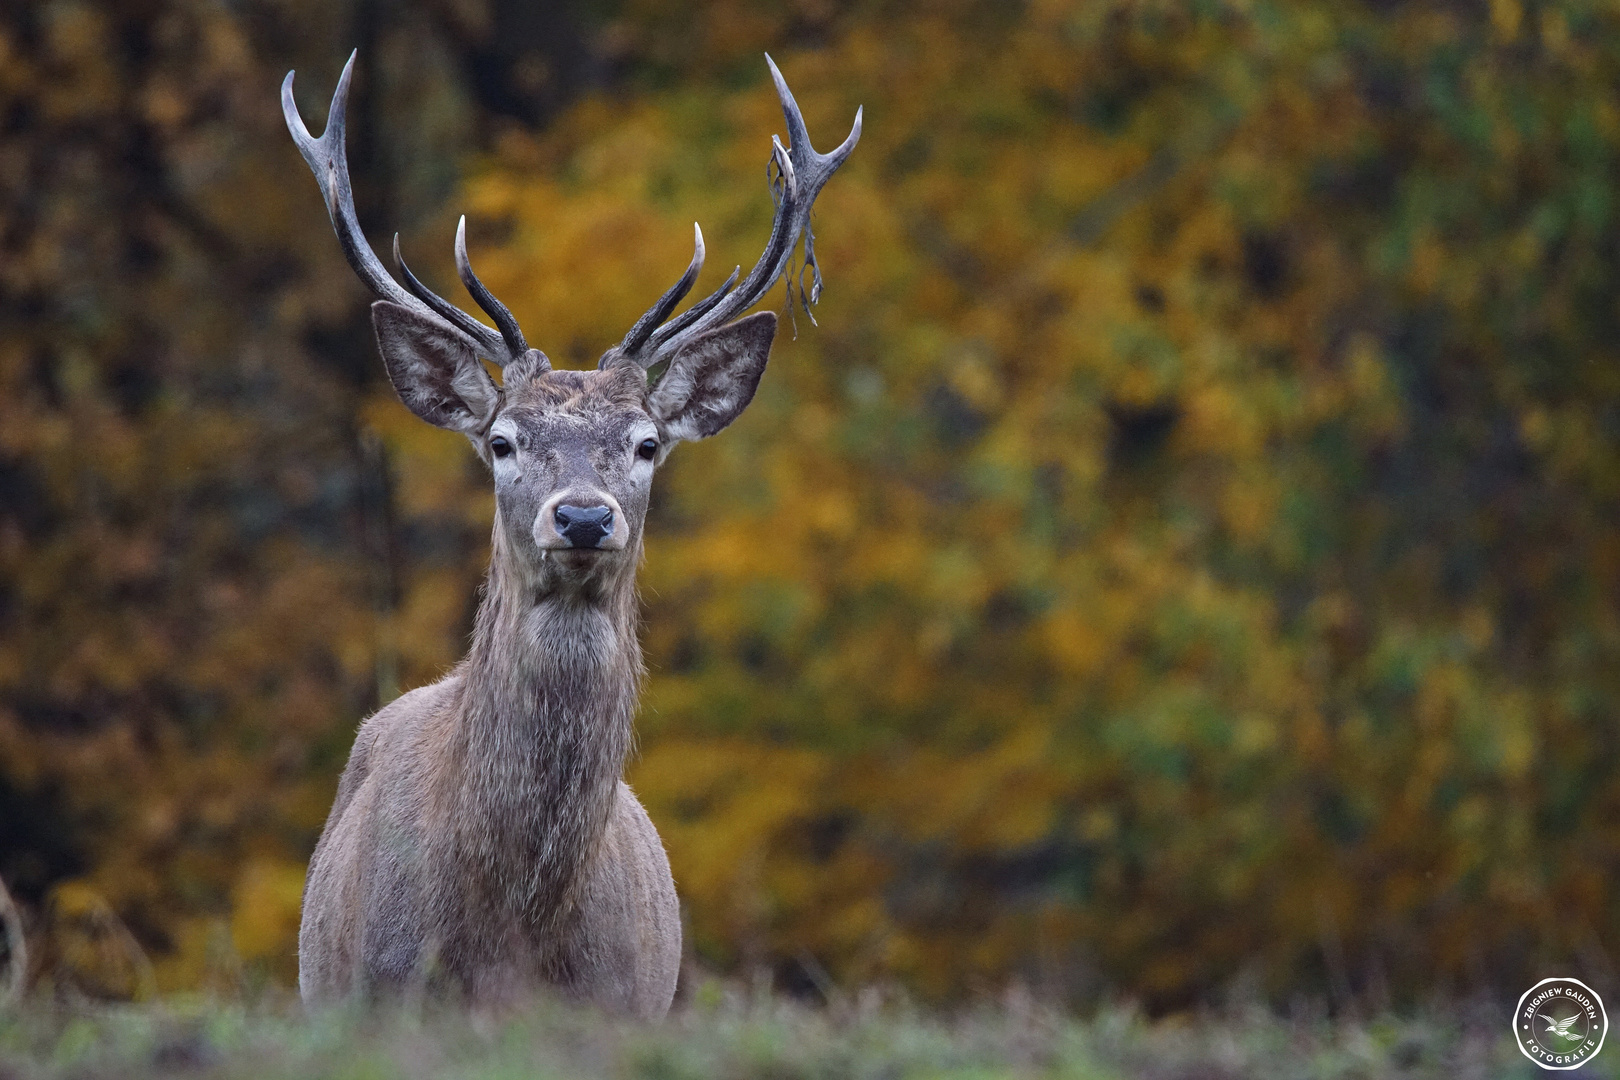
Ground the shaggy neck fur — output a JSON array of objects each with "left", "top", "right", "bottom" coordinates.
[{"left": 438, "top": 518, "right": 643, "bottom": 942}]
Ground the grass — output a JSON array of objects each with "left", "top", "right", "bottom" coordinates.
[{"left": 0, "top": 983, "right": 1600, "bottom": 1080}]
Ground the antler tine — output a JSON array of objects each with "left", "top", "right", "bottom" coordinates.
[
  {"left": 648, "top": 264, "right": 740, "bottom": 350},
  {"left": 282, "top": 54, "right": 421, "bottom": 316},
  {"left": 767, "top": 52, "right": 864, "bottom": 189},
  {"left": 391, "top": 235, "right": 481, "bottom": 341},
  {"left": 755, "top": 54, "right": 861, "bottom": 309},
  {"left": 669, "top": 59, "right": 859, "bottom": 335},
  {"left": 283, "top": 52, "right": 527, "bottom": 367},
  {"left": 610, "top": 223, "right": 707, "bottom": 365},
  {"left": 615, "top": 55, "right": 860, "bottom": 372},
  {"left": 455, "top": 217, "right": 529, "bottom": 357},
  {"left": 616, "top": 138, "right": 796, "bottom": 371}
]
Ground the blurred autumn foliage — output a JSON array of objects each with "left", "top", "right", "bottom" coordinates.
[{"left": 2, "top": 0, "right": 1619, "bottom": 1011}]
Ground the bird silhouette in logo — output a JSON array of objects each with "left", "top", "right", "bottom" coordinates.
[{"left": 1541, "top": 1012, "right": 1584, "bottom": 1042}]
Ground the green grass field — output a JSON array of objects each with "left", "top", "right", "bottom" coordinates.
[{"left": 0, "top": 986, "right": 1601, "bottom": 1080}]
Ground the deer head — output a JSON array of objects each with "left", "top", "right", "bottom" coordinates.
[{"left": 283, "top": 53, "right": 860, "bottom": 597}]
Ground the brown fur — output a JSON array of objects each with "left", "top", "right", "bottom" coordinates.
[{"left": 299, "top": 315, "right": 776, "bottom": 1016}]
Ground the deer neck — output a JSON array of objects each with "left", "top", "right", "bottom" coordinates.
[{"left": 446, "top": 523, "right": 642, "bottom": 925}]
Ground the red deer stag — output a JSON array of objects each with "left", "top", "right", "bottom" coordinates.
[{"left": 283, "top": 52, "right": 859, "bottom": 1015}]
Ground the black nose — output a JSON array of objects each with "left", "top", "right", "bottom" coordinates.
[{"left": 555, "top": 504, "right": 614, "bottom": 548}]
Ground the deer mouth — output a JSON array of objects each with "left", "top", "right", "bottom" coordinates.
[{"left": 543, "top": 546, "right": 618, "bottom": 570}]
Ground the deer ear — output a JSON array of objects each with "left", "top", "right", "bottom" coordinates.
[
  {"left": 372, "top": 300, "right": 499, "bottom": 434},
  {"left": 647, "top": 311, "right": 776, "bottom": 443}
]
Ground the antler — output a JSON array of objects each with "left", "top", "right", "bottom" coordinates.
[
  {"left": 283, "top": 51, "right": 535, "bottom": 368},
  {"left": 607, "top": 54, "right": 861, "bottom": 371}
]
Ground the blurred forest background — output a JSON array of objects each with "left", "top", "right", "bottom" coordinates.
[{"left": 1, "top": 0, "right": 1619, "bottom": 1014}]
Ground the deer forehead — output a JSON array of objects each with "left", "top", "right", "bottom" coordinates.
[
  {"left": 508, "top": 367, "right": 646, "bottom": 408},
  {"left": 497, "top": 371, "right": 653, "bottom": 449}
]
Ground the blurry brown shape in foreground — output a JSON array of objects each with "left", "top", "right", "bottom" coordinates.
[{"left": 0, "top": 873, "right": 26, "bottom": 1007}]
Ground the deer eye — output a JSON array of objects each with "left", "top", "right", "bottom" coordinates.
[
  {"left": 490, "top": 435, "right": 514, "bottom": 458},
  {"left": 637, "top": 438, "right": 659, "bottom": 461}
]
